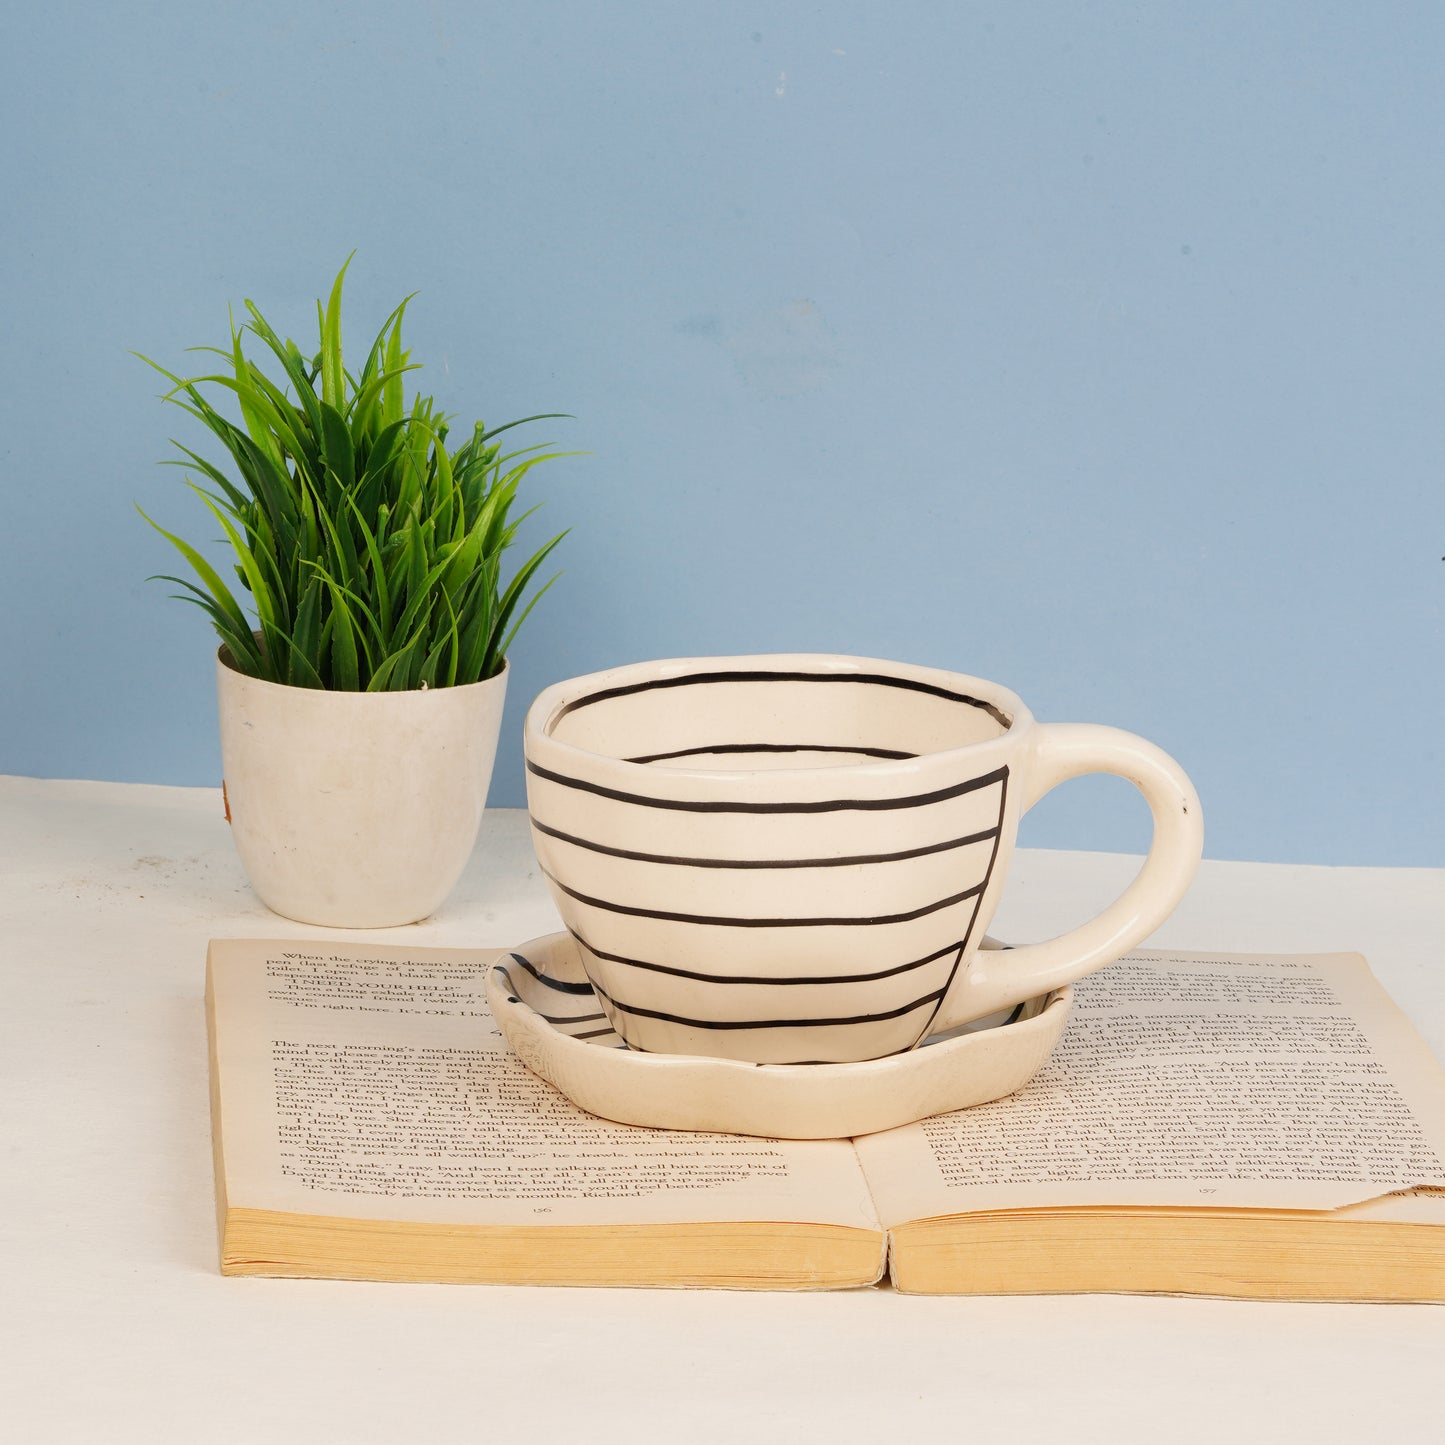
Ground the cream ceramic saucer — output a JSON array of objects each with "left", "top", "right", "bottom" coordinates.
[{"left": 484, "top": 933, "right": 1071, "bottom": 1139}]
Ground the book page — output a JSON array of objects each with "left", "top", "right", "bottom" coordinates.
[
  {"left": 856, "top": 950, "right": 1445, "bottom": 1222},
  {"left": 209, "top": 938, "right": 880, "bottom": 1231},
  {"left": 1334, "top": 1185, "right": 1445, "bottom": 1225}
]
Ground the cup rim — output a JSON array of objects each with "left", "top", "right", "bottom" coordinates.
[{"left": 523, "top": 652, "right": 1030, "bottom": 783}]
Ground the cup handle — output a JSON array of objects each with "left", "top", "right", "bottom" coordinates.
[{"left": 934, "top": 723, "right": 1203, "bottom": 1029}]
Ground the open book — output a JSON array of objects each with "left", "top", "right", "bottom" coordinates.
[{"left": 207, "top": 939, "right": 1445, "bottom": 1299}]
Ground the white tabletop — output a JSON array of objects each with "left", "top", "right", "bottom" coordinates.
[{"left": 4, "top": 774, "right": 1444, "bottom": 1444}]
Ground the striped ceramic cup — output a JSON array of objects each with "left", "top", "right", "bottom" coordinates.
[{"left": 523, "top": 655, "right": 1202, "bottom": 1065}]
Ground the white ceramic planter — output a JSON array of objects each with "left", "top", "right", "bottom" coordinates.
[{"left": 217, "top": 651, "right": 507, "bottom": 927}]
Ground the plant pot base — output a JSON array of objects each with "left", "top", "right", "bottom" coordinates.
[{"left": 218, "top": 653, "right": 507, "bottom": 929}]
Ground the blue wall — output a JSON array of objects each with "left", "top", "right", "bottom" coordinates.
[{"left": 3, "top": 2, "right": 1441, "bottom": 865}]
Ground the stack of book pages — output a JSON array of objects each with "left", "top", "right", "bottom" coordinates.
[{"left": 207, "top": 939, "right": 1445, "bottom": 1299}]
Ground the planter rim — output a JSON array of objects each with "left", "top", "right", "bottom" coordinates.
[{"left": 217, "top": 644, "right": 508, "bottom": 699}]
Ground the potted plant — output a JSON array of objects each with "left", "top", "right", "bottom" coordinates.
[{"left": 139, "top": 258, "right": 571, "bottom": 927}]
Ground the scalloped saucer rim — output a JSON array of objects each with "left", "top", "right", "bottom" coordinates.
[{"left": 484, "top": 932, "right": 1072, "bottom": 1139}]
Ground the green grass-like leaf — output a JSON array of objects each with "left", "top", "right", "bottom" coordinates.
[{"left": 138, "top": 259, "right": 574, "bottom": 690}]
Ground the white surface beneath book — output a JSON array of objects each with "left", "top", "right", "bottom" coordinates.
[{"left": 6, "top": 778, "right": 1445, "bottom": 1445}]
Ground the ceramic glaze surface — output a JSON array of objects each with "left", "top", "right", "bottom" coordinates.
[
  {"left": 218, "top": 653, "right": 507, "bottom": 927},
  {"left": 485, "top": 932, "right": 1072, "bottom": 1139},
  {"left": 524, "top": 654, "right": 1202, "bottom": 1064}
]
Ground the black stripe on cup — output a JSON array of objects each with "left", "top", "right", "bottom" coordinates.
[
  {"left": 551, "top": 667, "right": 1013, "bottom": 732},
  {"left": 525, "top": 761, "right": 1008, "bottom": 814},
  {"left": 541, "top": 868, "right": 986, "bottom": 929},
  {"left": 587, "top": 974, "right": 950, "bottom": 1032},
  {"left": 570, "top": 930, "right": 967, "bottom": 987},
  {"left": 626, "top": 742, "right": 918, "bottom": 764},
  {"left": 528, "top": 817, "right": 1001, "bottom": 871},
  {"left": 911, "top": 768, "right": 1011, "bottom": 1039}
]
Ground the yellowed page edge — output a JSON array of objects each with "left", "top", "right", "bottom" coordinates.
[
  {"left": 221, "top": 1210, "right": 887, "bottom": 1289},
  {"left": 205, "top": 946, "right": 230, "bottom": 1269},
  {"left": 887, "top": 1210, "right": 1445, "bottom": 1301}
]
